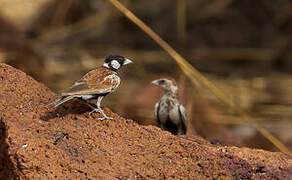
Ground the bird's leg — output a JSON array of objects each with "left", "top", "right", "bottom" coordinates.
[
  {"left": 95, "top": 96, "right": 113, "bottom": 120},
  {"left": 83, "top": 101, "right": 98, "bottom": 111},
  {"left": 89, "top": 96, "right": 113, "bottom": 120}
]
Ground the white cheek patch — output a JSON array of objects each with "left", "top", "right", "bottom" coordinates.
[{"left": 111, "top": 60, "right": 121, "bottom": 70}]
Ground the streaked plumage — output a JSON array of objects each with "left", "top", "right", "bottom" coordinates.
[
  {"left": 50, "top": 55, "right": 133, "bottom": 120},
  {"left": 152, "top": 78, "right": 187, "bottom": 135}
]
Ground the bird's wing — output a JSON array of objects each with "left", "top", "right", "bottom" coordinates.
[
  {"left": 154, "top": 101, "right": 161, "bottom": 125},
  {"left": 63, "top": 68, "right": 120, "bottom": 96},
  {"left": 178, "top": 104, "right": 188, "bottom": 128},
  {"left": 63, "top": 80, "right": 116, "bottom": 96}
]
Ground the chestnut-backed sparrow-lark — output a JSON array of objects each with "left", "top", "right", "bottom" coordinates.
[
  {"left": 152, "top": 78, "right": 187, "bottom": 135},
  {"left": 50, "top": 55, "right": 133, "bottom": 120}
]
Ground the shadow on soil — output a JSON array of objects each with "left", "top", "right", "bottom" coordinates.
[
  {"left": 0, "top": 119, "right": 19, "bottom": 179},
  {"left": 40, "top": 99, "right": 94, "bottom": 121}
]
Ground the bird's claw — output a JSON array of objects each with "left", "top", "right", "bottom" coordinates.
[
  {"left": 89, "top": 108, "right": 101, "bottom": 116},
  {"left": 89, "top": 108, "right": 113, "bottom": 120},
  {"left": 97, "top": 116, "right": 113, "bottom": 121},
  {"left": 97, "top": 117, "right": 105, "bottom": 121}
]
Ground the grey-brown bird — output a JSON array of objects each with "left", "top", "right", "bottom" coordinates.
[
  {"left": 152, "top": 78, "right": 187, "bottom": 135},
  {"left": 50, "top": 55, "right": 133, "bottom": 120}
]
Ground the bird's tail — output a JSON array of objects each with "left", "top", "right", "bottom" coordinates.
[{"left": 49, "top": 96, "right": 74, "bottom": 108}]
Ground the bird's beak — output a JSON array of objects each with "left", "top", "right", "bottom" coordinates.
[
  {"left": 123, "top": 58, "right": 133, "bottom": 65},
  {"left": 152, "top": 80, "right": 160, "bottom": 86}
]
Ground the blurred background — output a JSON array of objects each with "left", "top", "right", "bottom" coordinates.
[{"left": 0, "top": 0, "right": 291, "bottom": 152}]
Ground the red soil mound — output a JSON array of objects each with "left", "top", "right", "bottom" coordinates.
[{"left": 0, "top": 63, "right": 291, "bottom": 179}]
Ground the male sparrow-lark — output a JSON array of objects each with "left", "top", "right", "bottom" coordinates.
[{"left": 50, "top": 55, "right": 133, "bottom": 120}]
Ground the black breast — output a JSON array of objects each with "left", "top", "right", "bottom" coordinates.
[{"left": 165, "top": 120, "right": 179, "bottom": 135}]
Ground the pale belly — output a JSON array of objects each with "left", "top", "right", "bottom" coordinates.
[{"left": 158, "top": 102, "right": 180, "bottom": 125}]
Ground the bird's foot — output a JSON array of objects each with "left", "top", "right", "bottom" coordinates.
[
  {"left": 89, "top": 108, "right": 101, "bottom": 115},
  {"left": 97, "top": 116, "right": 113, "bottom": 121},
  {"left": 97, "top": 114, "right": 113, "bottom": 121},
  {"left": 89, "top": 108, "right": 113, "bottom": 120}
]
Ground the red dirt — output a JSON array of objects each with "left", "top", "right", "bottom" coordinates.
[{"left": 0, "top": 63, "right": 291, "bottom": 179}]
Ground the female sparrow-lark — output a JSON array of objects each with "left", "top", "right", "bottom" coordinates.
[{"left": 152, "top": 78, "right": 188, "bottom": 135}]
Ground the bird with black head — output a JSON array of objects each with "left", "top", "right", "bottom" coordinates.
[{"left": 50, "top": 55, "right": 133, "bottom": 120}]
